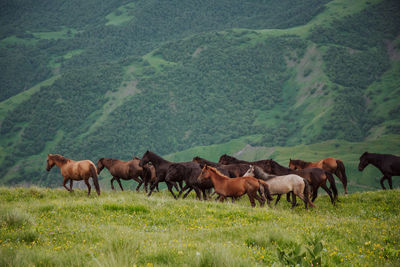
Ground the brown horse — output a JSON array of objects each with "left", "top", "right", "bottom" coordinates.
[
  {"left": 197, "top": 165, "right": 272, "bottom": 207},
  {"left": 46, "top": 154, "right": 100, "bottom": 196},
  {"left": 142, "top": 163, "right": 159, "bottom": 193},
  {"left": 193, "top": 156, "right": 250, "bottom": 177},
  {"left": 96, "top": 157, "right": 145, "bottom": 191},
  {"left": 289, "top": 157, "right": 348, "bottom": 194}
]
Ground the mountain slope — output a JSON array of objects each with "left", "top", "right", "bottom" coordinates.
[{"left": 0, "top": 0, "right": 399, "bottom": 188}]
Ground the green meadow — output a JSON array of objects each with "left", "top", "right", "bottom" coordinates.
[{"left": 1, "top": 187, "right": 399, "bottom": 266}]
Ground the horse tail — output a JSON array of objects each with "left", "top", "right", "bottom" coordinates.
[
  {"left": 258, "top": 180, "right": 273, "bottom": 201},
  {"left": 325, "top": 171, "right": 337, "bottom": 202},
  {"left": 336, "top": 160, "right": 348, "bottom": 194},
  {"left": 303, "top": 179, "right": 316, "bottom": 208},
  {"left": 90, "top": 164, "right": 101, "bottom": 196}
]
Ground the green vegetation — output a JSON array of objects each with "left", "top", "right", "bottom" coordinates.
[
  {"left": 0, "top": 0, "right": 399, "bottom": 188},
  {"left": 0, "top": 187, "right": 399, "bottom": 266}
]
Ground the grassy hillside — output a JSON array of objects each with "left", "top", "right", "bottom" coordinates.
[
  {"left": 0, "top": 0, "right": 399, "bottom": 187},
  {"left": 0, "top": 187, "right": 399, "bottom": 266}
]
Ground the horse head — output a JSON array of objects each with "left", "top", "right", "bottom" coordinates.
[
  {"left": 139, "top": 150, "right": 151, "bottom": 167},
  {"left": 198, "top": 165, "right": 211, "bottom": 181},
  {"left": 46, "top": 154, "right": 56, "bottom": 171},
  {"left": 358, "top": 152, "right": 369, "bottom": 171},
  {"left": 96, "top": 158, "right": 105, "bottom": 174}
]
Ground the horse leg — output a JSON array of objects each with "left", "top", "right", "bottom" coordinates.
[
  {"left": 63, "top": 178, "right": 72, "bottom": 192},
  {"left": 202, "top": 189, "right": 208, "bottom": 201},
  {"left": 84, "top": 179, "right": 91, "bottom": 196},
  {"left": 115, "top": 178, "right": 124, "bottom": 191},
  {"left": 166, "top": 182, "right": 177, "bottom": 199},
  {"left": 311, "top": 185, "right": 319, "bottom": 202},
  {"left": 135, "top": 179, "right": 143, "bottom": 192},
  {"left": 388, "top": 176, "right": 393, "bottom": 189},
  {"left": 275, "top": 194, "right": 282, "bottom": 206},
  {"left": 193, "top": 186, "right": 202, "bottom": 200},
  {"left": 247, "top": 194, "right": 256, "bottom": 208},
  {"left": 291, "top": 192, "right": 297, "bottom": 209},
  {"left": 254, "top": 192, "right": 265, "bottom": 207},
  {"left": 285, "top": 192, "right": 291, "bottom": 203},
  {"left": 321, "top": 184, "right": 335, "bottom": 205},
  {"left": 183, "top": 188, "right": 193, "bottom": 199},
  {"left": 110, "top": 177, "right": 117, "bottom": 191},
  {"left": 379, "top": 176, "right": 387, "bottom": 190},
  {"left": 69, "top": 179, "right": 74, "bottom": 192}
]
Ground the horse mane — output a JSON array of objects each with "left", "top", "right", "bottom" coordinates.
[
  {"left": 49, "top": 154, "right": 69, "bottom": 164},
  {"left": 194, "top": 156, "right": 218, "bottom": 167},
  {"left": 206, "top": 166, "right": 230, "bottom": 179},
  {"left": 132, "top": 156, "right": 140, "bottom": 160},
  {"left": 253, "top": 166, "right": 277, "bottom": 181},
  {"left": 291, "top": 159, "right": 309, "bottom": 169}
]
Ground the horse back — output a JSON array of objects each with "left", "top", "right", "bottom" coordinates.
[{"left": 63, "top": 160, "right": 96, "bottom": 179}]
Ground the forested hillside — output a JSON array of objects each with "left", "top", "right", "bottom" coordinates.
[{"left": 0, "top": 0, "right": 399, "bottom": 188}]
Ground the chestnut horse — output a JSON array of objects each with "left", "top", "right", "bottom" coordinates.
[
  {"left": 289, "top": 157, "right": 348, "bottom": 194},
  {"left": 198, "top": 165, "right": 272, "bottom": 207},
  {"left": 97, "top": 157, "right": 146, "bottom": 191},
  {"left": 46, "top": 154, "right": 100, "bottom": 196},
  {"left": 358, "top": 152, "right": 400, "bottom": 190},
  {"left": 244, "top": 165, "right": 315, "bottom": 209}
]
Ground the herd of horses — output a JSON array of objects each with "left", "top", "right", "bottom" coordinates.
[{"left": 46, "top": 151, "right": 400, "bottom": 209}]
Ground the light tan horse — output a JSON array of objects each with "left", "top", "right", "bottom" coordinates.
[
  {"left": 244, "top": 165, "right": 315, "bottom": 209},
  {"left": 46, "top": 154, "right": 100, "bottom": 196},
  {"left": 289, "top": 157, "right": 348, "bottom": 194},
  {"left": 198, "top": 165, "right": 272, "bottom": 207}
]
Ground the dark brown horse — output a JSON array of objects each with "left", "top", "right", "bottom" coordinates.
[
  {"left": 218, "top": 154, "right": 271, "bottom": 173},
  {"left": 198, "top": 165, "right": 272, "bottom": 207},
  {"left": 265, "top": 159, "right": 338, "bottom": 205},
  {"left": 193, "top": 156, "right": 250, "bottom": 177},
  {"left": 96, "top": 157, "right": 145, "bottom": 191},
  {"left": 139, "top": 151, "right": 184, "bottom": 197},
  {"left": 358, "top": 152, "right": 400, "bottom": 189},
  {"left": 289, "top": 157, "right": 348, "bottom": 194},
  {"left": 142, "top": 163, "right": 159, "bottom": 192},
  {"left": 46, "top": 154, "right": 100, "bottom": 196}
]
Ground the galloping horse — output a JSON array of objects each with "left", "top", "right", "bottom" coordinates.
[
  {"left": 193, "top": 156, "right": 250, "bottom": 177},
  {"left": 289, "top": 157, "right": 348, "bottom": 194},
  {"left": 218, "top": 154, "right": 270, "bottom": 173},
  {"left": 198, "top": 165, "right": 272, "bottom": 207},
  {"left": 218, "top": 155, "right": 337, "bottom": 204},
  {"left": 264, "top": 159, "right": 337, "bottom": 205},
  {"left": 139, "top": 151, "right": 183, "bottom": 197},
  {"left": 96, "top": 157, "right": 145, "bottom": 191},
  {"left": 358, "top": 152, "right": 400, "bottom": 190},
  {"left": 244, "top": 165, "right": 315, "bottom": 210},
  {"left": 46, "top": 154, "right": 100, "bottom": 196}
]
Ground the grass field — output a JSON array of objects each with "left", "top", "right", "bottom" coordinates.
[{"left": 0, "top": 187, "right": 399, "bottom": 266}]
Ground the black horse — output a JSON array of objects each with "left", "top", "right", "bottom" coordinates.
[
  {"left": 358, "top": 152, "right": 400, "bottom": 190},
  {"left": 139, "top": 151, "right": 181, "bottom": 197}
]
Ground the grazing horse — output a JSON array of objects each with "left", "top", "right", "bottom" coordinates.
[
  {"left": 198, "top": 165, "right": 272, "bottom": 207},
  {"left": 139, "top": 151, "right": 183, "bottom": 197},
  {"left": 289, "top": 157, "right": 348, "bottom": 194},
  {"left": 193, "top": 156, "right": 250, "bottom": 177},
  {"left": 358, "top": 152, "right": 400, "bottom": 190},
  {"left": 46, "top": 154, "right": 100, "bottom": 196},
  {"left": 244, "top": 165, "right": 315, "bottom": 209},
  {"left": 96, "top": 157, "right": 145, "bottom": 191}
]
